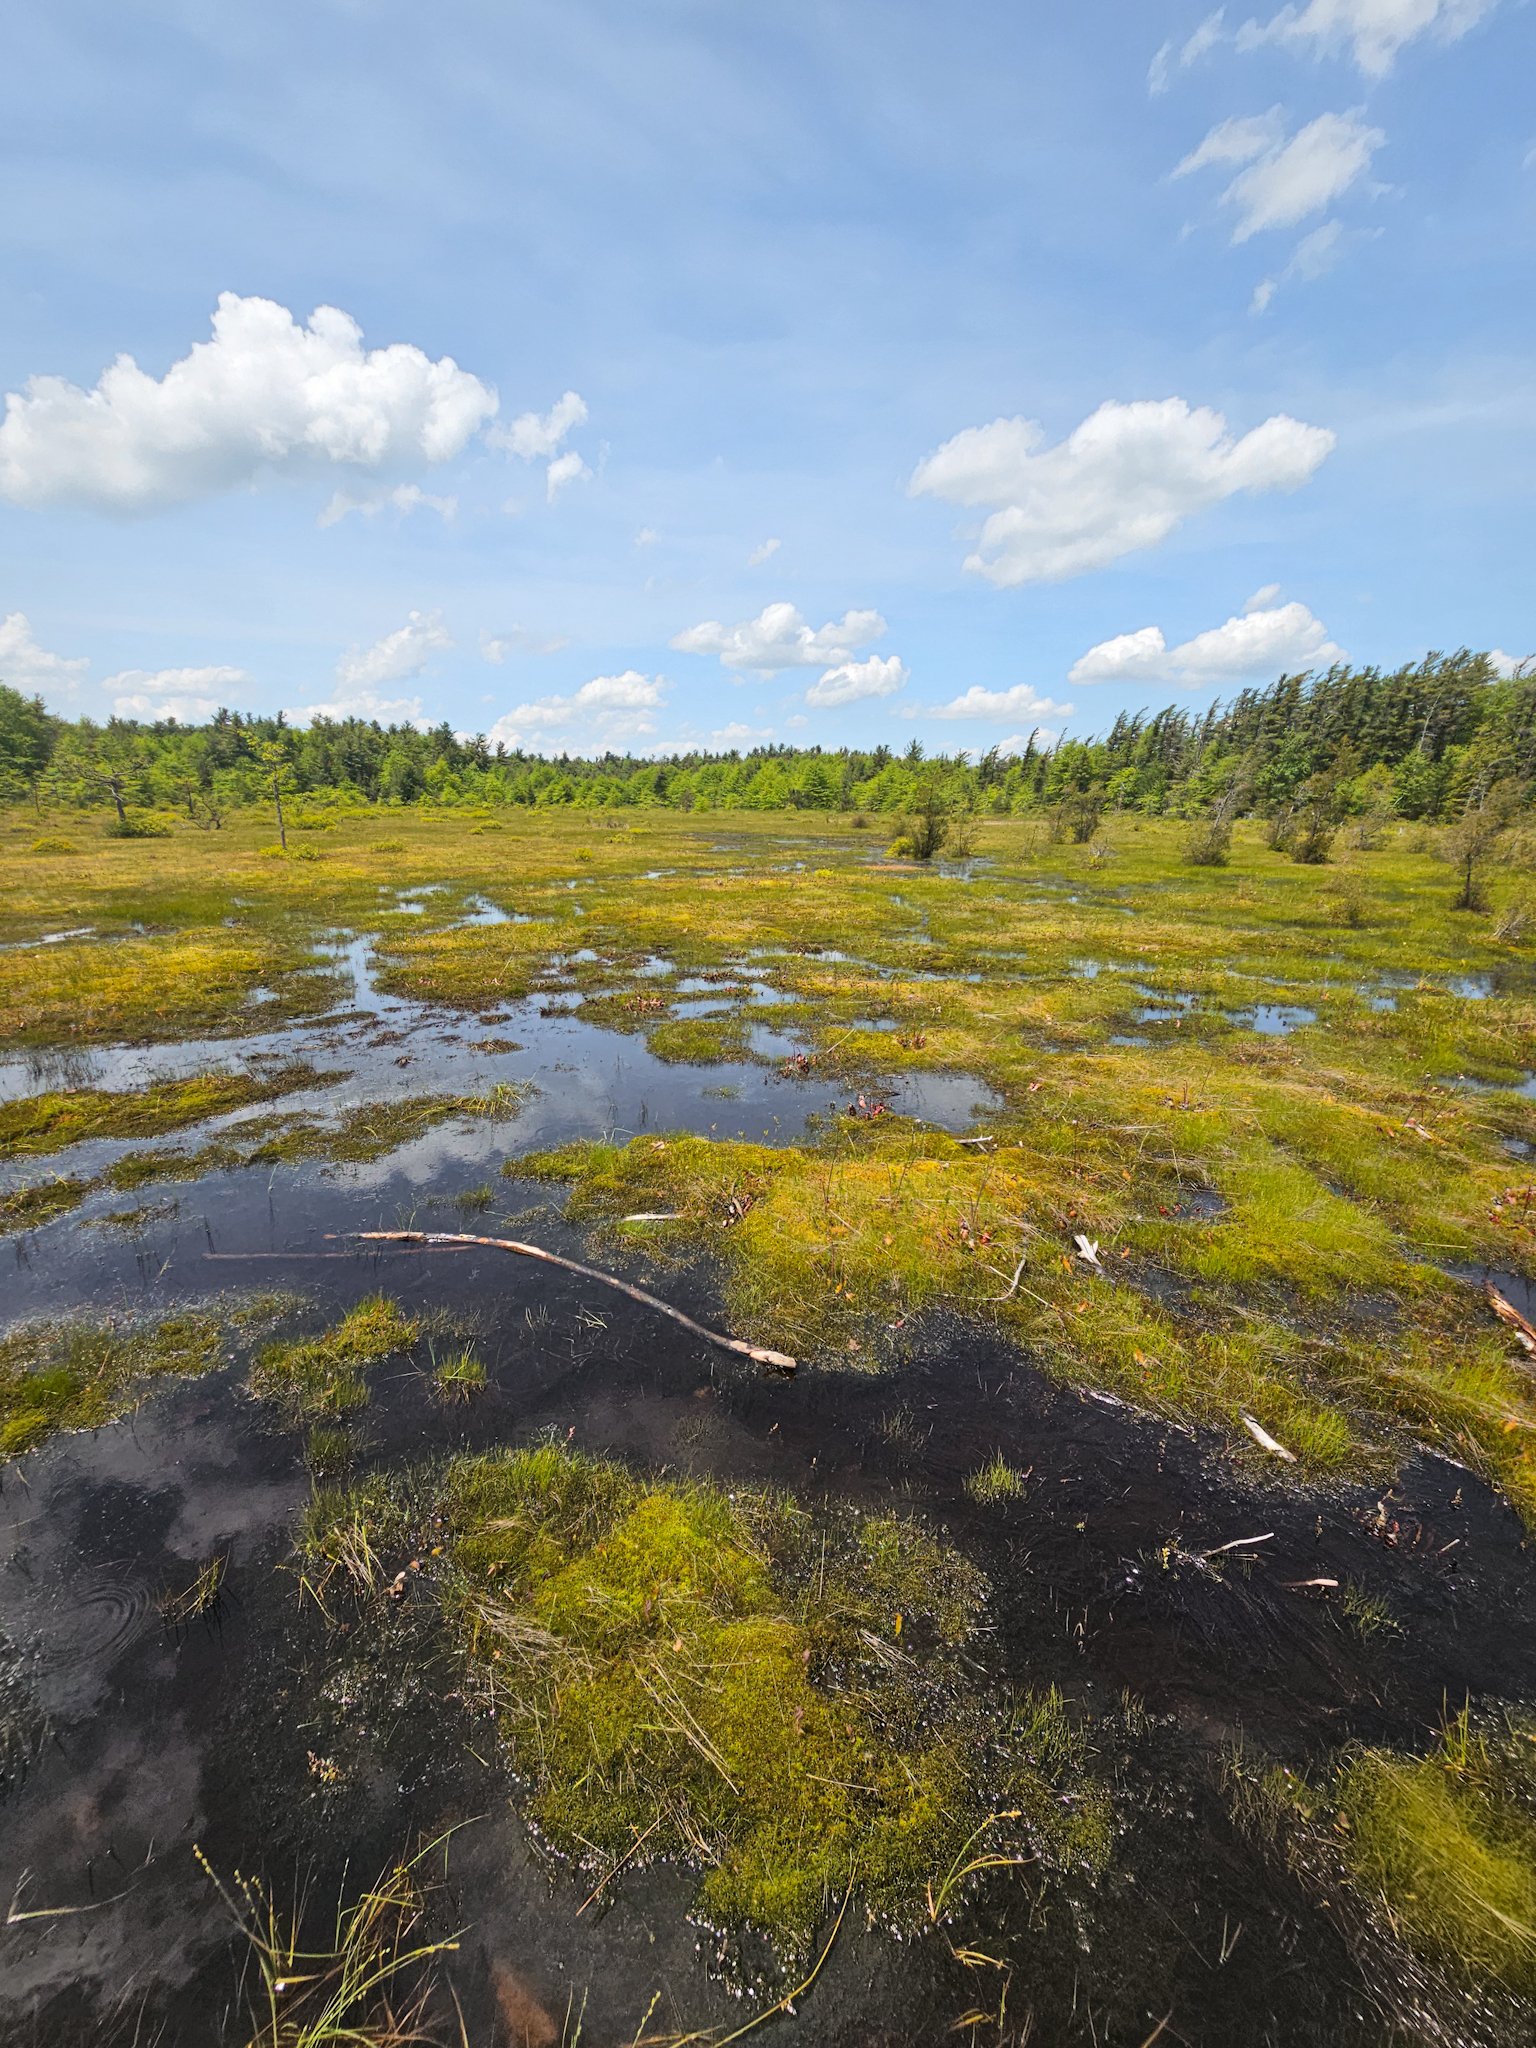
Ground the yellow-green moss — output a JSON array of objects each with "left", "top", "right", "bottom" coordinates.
[
  {"left": 1248, "top": 1708, "right": 1536, "bottom": 1998},
  {"left": 350, "top": 1443, "right": 1116, "bottom": 1954},
  {"left": 0, "top": 1175, "right": 95, "bottom": 1235}
]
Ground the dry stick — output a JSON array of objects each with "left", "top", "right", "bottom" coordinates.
[
  {"left": 1488, "top": 1281, "right": 1536, "bottom": 1357},
  {"left": 1200, "top": 1532, "right": 1274, "bottom": 1559},
  {"left": 333, "top": 1230, "right": 797, "bottom": 1374}
]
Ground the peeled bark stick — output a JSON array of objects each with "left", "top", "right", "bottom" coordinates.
[
  {"left": 1488, "top": 1282, "right": 1536, "bottom": 1357},
  {"left": 332, "top": 1229, "right": 797, "bottom": 1374}
]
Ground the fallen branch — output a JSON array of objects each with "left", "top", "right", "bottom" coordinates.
[
  {"left": 1239, "top": 1413, "right": 1297, "bottom": 1463},
  {"left": 1488, "top": 1282, "right": 1536, "bottom": 1357},
  {"left": 330, "top": 1230, "right": 797, "bottom": 1374}
]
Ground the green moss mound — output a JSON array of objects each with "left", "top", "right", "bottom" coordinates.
[
  {"left": 413, "top": 1443, "right": 1109, "bottom": 1951},
  {"left": 0, "top": 1175, "right": 95, "bottom": 1236}
]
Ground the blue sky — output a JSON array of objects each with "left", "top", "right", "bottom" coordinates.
[{"left": 2, "top": 0, "right": 1532, "bottom": 756}]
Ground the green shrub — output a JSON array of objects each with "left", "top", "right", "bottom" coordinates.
[{"left": 104, "top": 812, "right": 174, "bottom": 839}]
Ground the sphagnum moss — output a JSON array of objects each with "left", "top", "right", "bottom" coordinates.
[
  {"left": 512, "top": 1117, "right": 1536, "bottom": 1519},
  {"left": 0, "top": 1063, "right": 335, "bottom": 1161},
  {"left": 305, "top": 1443, "right": 1111, "bottom": 1956}
]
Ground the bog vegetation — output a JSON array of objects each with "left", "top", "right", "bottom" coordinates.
[
  {"left": 3, "top": 680, "right": 1536, "bottom": 2039},
  {"left": 301, "top": 1442, "right": 1113, "bottom": 1953}
]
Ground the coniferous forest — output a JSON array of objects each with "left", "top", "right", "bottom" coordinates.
[{"left": 3, "top": 648, "right": 1532, "bottom": 828}]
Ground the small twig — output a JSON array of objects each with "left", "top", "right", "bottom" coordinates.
[
  {"left": 1488, "top": 1282, "right": 1536, "bottom": 1356},
  {"left": 331, "top": 1231, "right": 797, "bottom": 1373},
  {"left": 577, "top": 1818, "right": 661, "bottom": 1916},
  {"left": 985, "top": 1254, "right": 1032, "bottom": 1303},
  {"left": 1200, "top": 1533, "right": 1274, "bottom": 1559},
  {"left": 1240, "top": 1413, "right": 1296, "bottom": 1463}
]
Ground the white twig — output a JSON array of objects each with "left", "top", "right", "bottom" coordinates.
[{"left": 332, "top": 1229, "right": 797, "bottom": 1373}]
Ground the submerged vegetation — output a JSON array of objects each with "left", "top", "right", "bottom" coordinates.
[
  {"left": 303, "top": 1443, "right": 1111, "bottom": 1957},
  {"left": 198, "top": 1836, "right": 462, "bottom": 2048},
  {"left": 0, "top": 1309, "right": 225, "bottom": 1456},
  {"left": 252, "top": 1296, "right": 422, "bottom": 1422},
  {"left": 0, "top": 1062, "right": 333, "bottom": 1159},
  {"left": 2, "top": 1091, "right": 509, "bottom": 1233}
]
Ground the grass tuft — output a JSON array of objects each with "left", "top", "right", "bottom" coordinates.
[
  {"left": 964, "top": 1453, "right": 1028, "bottom": 1504},
  {"left": 252, "top": 1297, "right": 421, "bottom": 1423}
]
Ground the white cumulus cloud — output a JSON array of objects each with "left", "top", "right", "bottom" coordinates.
[
  {"left": 0, "top": 294, "right": 497, "bottom": 513},
  {"left": 0, "top": 611, "right": 89, "bottom": 695},
  {"left": 545, "top": 450, "right": 591, "bottom": 502},
  {"left": 491, "top": 391, "right": 588, "bottom": 461},
  {"left": 924, "top": 683, "right": 1075, "bottom": 724},
  {"left": 671, "top": 601, "right": 887, "bottom": 672},
  {"left": 284, "top": 685, "right": 432, "bottom": 730},
  {"left": 318, "top": 482, "right": 457, "bottom": 528},
  {"left": 336, "top": 609, "right": 453, "bottom": 691},
  {"left": 1491, "top": 648, "right": 1533, "bottom": 678},
  {"left": 1236, "top": 0, "right": 1497, "bottom": 76},
  {"left": 1069, "top": 598, "right": 1345, "bottom": 687},
  {"left": 747, "top": 537, "right": 782, "bottom": 566},
  {"left": 107, "top": 666, "right": 250, "bottom": 721},
  {"left": 489, "top": 391, "right": 592, "bottom": 506},
  {"left": 1177, "top": 110, "right": 1385, "bottom": 241},
  {"left": 805, "top": 654, "right": 909, "bottom": 708},
  {"left": 909, "top": 398, "right": 1334, "bottom": 586},
  {"left": 487, "top": 671, "right": 665, "bottom": 753}
]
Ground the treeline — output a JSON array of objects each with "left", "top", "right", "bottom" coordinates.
[{"left": 2, "top": 649, "right": 1532, "bottom": 825}]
